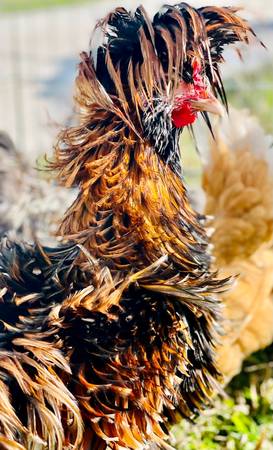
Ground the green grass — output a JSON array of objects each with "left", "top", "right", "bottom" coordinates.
[
  {"left": 173, "top": 350, "right": 273, "bottom": 450},
  {"left": 0, "top": 0, "right": 96, "bottom": 13}
]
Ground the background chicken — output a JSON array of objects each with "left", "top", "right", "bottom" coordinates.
[
  {"left": 0, "top": 131, "right": 74, "bottom": 241},
  {"left": 202, "top": 107, "right": 273, "bottom": 380}
]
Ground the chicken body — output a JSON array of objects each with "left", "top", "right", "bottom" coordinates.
[
  {"left": 0, "top": 129, "right": 222, "bottom": 450},
  {"left": 0, "top": 4, "right": 252, "bottom": 449},
  {"left": 202, "top": 108, "right": 273, "bottom": 380}
]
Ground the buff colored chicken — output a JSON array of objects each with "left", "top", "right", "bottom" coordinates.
[{"left": 202, "top": 108, "right": 273, "bottom": 380}]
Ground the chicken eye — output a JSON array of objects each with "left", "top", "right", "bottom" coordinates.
[{"left": 183, "top": 70, "right": 193, "bottom": 84}]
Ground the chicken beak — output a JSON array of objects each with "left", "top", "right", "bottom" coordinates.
[{"left": 189, "top": 93, "right": 225, "bottom": 117}]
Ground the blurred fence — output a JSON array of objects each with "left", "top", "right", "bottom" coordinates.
[
  {"left": 0, "top": 4, "right": 101, "bottom": 160},
  {"left": 0, "top": 0, "right": 272, "bottom": 160}
]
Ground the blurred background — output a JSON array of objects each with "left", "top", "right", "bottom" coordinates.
[
  {"left": 0, "top": 0, "right": 273, "bottom": 163},
  {"left": 0, "top": 1, "right": 273, "bottom": 449}
]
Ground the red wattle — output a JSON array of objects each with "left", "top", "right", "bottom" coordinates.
[
  {"left": 171, "top": 63, "right": 206, "bottom": 128},
  {"left": 172, "top": 102, "right": 197, "bottom": 128}
]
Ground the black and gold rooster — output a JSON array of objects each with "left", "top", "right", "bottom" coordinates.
[{"left": 0, "top": 4, "right": 253, "bottom": 449}]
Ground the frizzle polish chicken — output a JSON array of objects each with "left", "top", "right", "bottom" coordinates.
[{"left": 0, "top": 4, "right": 253, "bottom": 449}]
